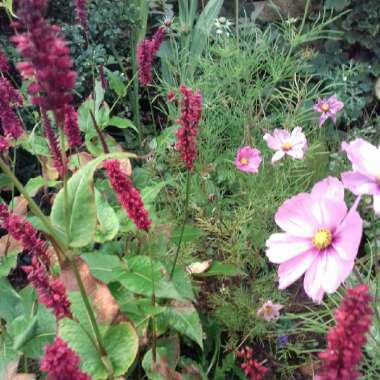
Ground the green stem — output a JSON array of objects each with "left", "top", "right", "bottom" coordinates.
[
  {"left": 0, "top": 156, "right": 65, "bottom": 248},
  {"left": 149, "top": 247, "right": 157, "bottom": 363},
  {"left": 0, "top": 156, "right": 114, "bottom": 378},
  {"left": 69, "top": 259, "right": 113, "bottom": 375},
  {"left": 170, "top": 170, "right": 191, "bottom": 279},
  {"left": 58, "top": 129, "right": 70, "bottom": 238},
  {"left": 235, "top": 0, "right": 239, "bottom": 45}
]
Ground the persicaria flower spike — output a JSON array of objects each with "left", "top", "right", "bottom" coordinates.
[
  {"left": 175, "top": 85, "right": 202, "bottom": 170},
  {"left": 40, "top": 337, "right": 90, "bottom": 380},
  {"left": 313, "top": 94, "right": 344, "bottom": 127},
  {"left": 257, "top": 300, "right": 283, "bottom": 321},
  {"left": 11, "top": 0, "right": 76, "bottom": 123},
  {"left": 0, "top": 77, "right": 24, "bottom": 150},
  {"left": 263, "top": 127, "right": 307, "bottom": 163},
  {"left": 341, "top": 138, "right": 380, "bottom": 216},
  {"left": 235, "top": 146, "right": 262, "bottom": 173},
  {"left": 104, "top": 159, "right": 151, "bottom": 231},
  {"left": 266, "top": 177, "right": 363, "bottom": 303},
  {"left": 42, "top": 110, "right": 65, "bottom": 177},
  {"left": 136, "top": 27, "right": 165, "bottom": 86},
  {"left": 0, "top": 47, "right": 9, "bottom": 72},
  {"left": 64, "top": 105, "right": 82, "bottom": 148},
  {"left": 316, "top": 284, "right": 372, "bottom": 380},
  {"left": 236, "top": 346, "right": 268, "bottom": 380},
  {"left": 73, "top": 0, "right": 88, "bottom": 32},
  {"left": 0, "top": 204, "right": 71, "bottom": 319}
]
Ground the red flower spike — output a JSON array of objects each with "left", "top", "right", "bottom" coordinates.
[
  {"left": 0, "top": 47, "right": 9, "bottom": 72},
  {"left": 73, "top": 0, "right": 88, "bottom": 32},
  {"left": 0, "top": 77, "right": 24, "bottom": 150},
  {"left": 104, "top": 159, "right": 151, "bottom": 231},
  {"left": 175, "top": 85, "right": 202, "bottom": 170},
  {"left": 42, "top": 110, "right": 65, "bottom": 177},
  {"left": 64, "top": 105, "right": 82, "bottom": 148},
  {"left": 11, "top": 0, "right": 76, "bottom": 123},
  {"left": 236, "top": 346, "right": 268, "bottom": 380},
  {"left": 40, "top": 337, "right": 90, "bottom": 380},
  {"left": 316, "top": 284, "right": 372, "bottom": 380},
  {"left": 0, "top": 204, "right": 71, "bottom": 320},
  {"left": 136, "top": 27, "right": 165, "bottom": 86}
]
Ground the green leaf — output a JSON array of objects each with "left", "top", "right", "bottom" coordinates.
[
  {"left": 163, "top": 301, "right": 203, "bottom": 349},
  {"left": 117, "top": 256, "right": 186, "bottom": 300},
  {"left": 8, "top": 302, "right": 55, "bottom": 358},
  {"left": 171, "top": 225, "right": 204, "bottom": 245},
  {"left": 59, "top": 319, "right": 138, "bottom": 379},
  {"left": 0, "top": 174, "right": 12, "bottom": 189},
  {"left": 106, "top": 70, "right": 127, "bottom": 97},
  {"left": 0, "top": 334, "right": 18, "bottom": 378},
  {"left": 25, "top": 176, "right": 58, "bottom": 197},
  {"left": 197, "top": 262, "right": 244, "bottom": 277},
  {"left": 81, "top": 252, "right": 121, "bottom": 283},
  {"left": 94, "top": 80, "right": 105, "bottom": 113},
  {"left": 189, "top": 0, "right": 223, "bottom": 73},
  {"left": 140, "top": 181, "right": 168, "bottom": 204},
  {"left": 50, "top": 152, "right": 135, "bottom": 247},
  {"left": 108, "top": 117, "right": 139, "bottom": 134},
  {"left": 142, "top": 336, "right": 181, "bottom": 380},
  {"left": 0, "top": 252, "right": 18, "bottom": 277},
  {"left": 95, "top": 188, "right": 120, "bottom": 243},
  {"left": 0, "top": 278, "right": 22, "bottom": 322}
]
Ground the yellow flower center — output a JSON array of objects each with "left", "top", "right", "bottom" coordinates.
[
  {"left": 312, "top": 228, "right": 332, "bottom": 250},
  {"left": 282, "top": 142, "right": 292, "bottom": 152},
  {"left": 240, "top": 157, "right": 248, "bottom": 165},
  {"left": 264, "top": 305, "right": 273, "bottom": 314},
  {"left": 321, "top": 103, "right": 330, "bottom": 112}
]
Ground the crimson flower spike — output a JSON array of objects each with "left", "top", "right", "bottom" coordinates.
[
  {"left": 175, "top": 85, "right": 202, "bottom": 170},
  {"left": 0, "top": 204, "right": 71, "bottom": 320},
  {"left": 104, "top": 159, "right": 151, "bottom": 231},
  {"left": 40, "top": 337, "right": 90, "bottom": 380},
  {"left": 11, "top": 0, "right": 76, "bottom": 124},
  {"left": 136, "top": 27, "right": 165, "bottom": 86},
  {"left": 316, "top": 284, "right": 372, "bottom": 380}
]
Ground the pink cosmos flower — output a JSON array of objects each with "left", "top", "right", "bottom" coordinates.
[
  {"left": 266, "top": 177, "right": 363, "bottom": 303},
  {"left": 257, "top": 300, "right": 283, "bottom": 321},
  {"left": 263, "top": 127, "right": 307, "bottom": 163},
  {"left": 341, "top": 138, "right": 380, "bottom": 216},
  {"left": 235, "top": 146, "right": 262, "bottom": 173},
  {"left": 313, "top": 94, "right": 344, "bottom": 127}
]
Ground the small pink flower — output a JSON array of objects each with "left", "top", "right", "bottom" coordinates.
[
  {"left": 341, "top": 138, "right": 380, "bottom": 216},
  {"left": 266, "top": 177, "right": 363, "bottom": 303},
  {"left": 257, "top": 300, "right": 283, "bottom": 321},
  {"left": 263, "top": 127, "right": 307, "bottom": 163},
  {"left": 235, "top": 146, "right": 262, "bottom": 173},
  {"left": 313, "top": 94, "right": 344, "bottom": 127}
]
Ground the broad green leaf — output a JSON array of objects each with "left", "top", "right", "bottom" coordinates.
[
  {"left": 0, "top": 252, "right": 17, "bottom": 277},
  {"left": 81, "top": 252, "right": 121, "bottom": 283},
  {"left": 189, "top": 0, "right": 223, "bottom": 74},
  {"left": 0, "top": 278, "right": 22, "bottom": 322},
  {"left": 196, "top": 262, "right": 244, "bottom": 277},
  {"left": 163, "top": 301, "right": 203, "bottom": 349},
  {"left": 8, "top": 301, "right": 55, "bottom": 358},
  {"left": 25, "top": 176, "right": 58, "bottom": 197},
  {"left": 94, "top": 80, "right": 105, "bottom": 113},
  {"left": 59, "top": 319, "right": 138, "bottom": 379},
  {"left": 117, "top": 256, "right": 185, "bottom": 300},
  {"left": 171, "top": 268, "right": 195, "bottom": 301},
  {"left": 171, "top": 225, "right": 204, "bottom": 245},
  {"left": 23, "top": 127, "right": 50, "bottom": 156},
  {"left": 119, "top": 299, "right": 166, "bottom": 336},
  {"left": 77, "top": 99, "right": 95, "bottom": 134},
  {"left": 50, "top": 152, "right": 135, "bottom": 247},
  {"left": 0, "top": 174, "right": 12, "bottom": 189},
  {"left": 0, "top": 0, "right": 15, "bottom": 16},
  {"left": 142, "top": 336, "right": 181, "bottom": 379},
  {"left": 0, "top": 334, "right": 18, "bottom": 378},
  {"left": 140, "top": 181, "right": 168, "bottom": 204},
  {"left": 94, "top": 189, "right": 120, "bottom": 243},
  {"left": 108, "top": 117, "right": 139, "bottom": 134},
  {"left": 106, "top": 70, "right": 127, "bottom": 97}
]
